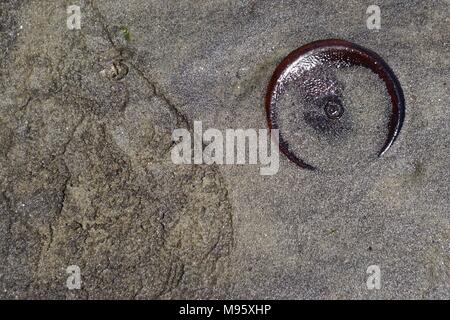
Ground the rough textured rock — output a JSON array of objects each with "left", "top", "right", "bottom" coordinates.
[
  {"left": 0, "top": 0, "right": 233, "bottom": 299},
  {"left": 0, "top": 0, "right": 448, "bottom": 299}
]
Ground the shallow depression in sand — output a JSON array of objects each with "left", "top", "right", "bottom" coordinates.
[{"left": 276, "top": 65, "right": 391, "bottom": 172}]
